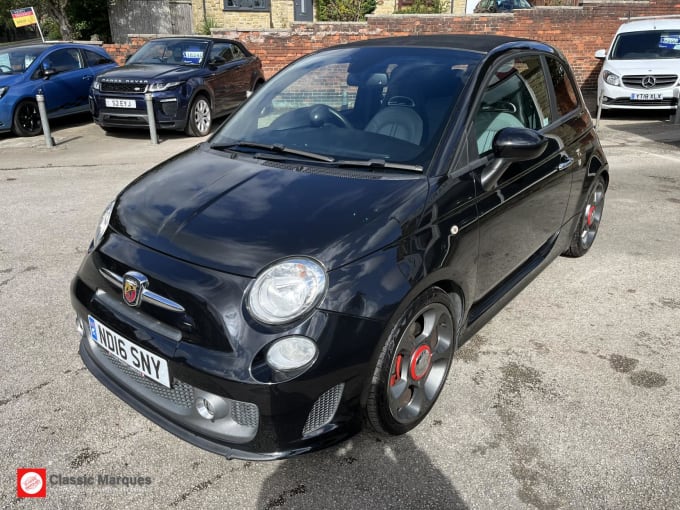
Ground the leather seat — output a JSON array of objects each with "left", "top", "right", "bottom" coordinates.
[
  {"left": 475, "top": 111, "right": 524, "bottom": 154},
  {"left": 365, "top": 66, "right": 424, "bottom": 145},
  {"left": 365, "top": 98, "right": 423, "bottom": 145}
]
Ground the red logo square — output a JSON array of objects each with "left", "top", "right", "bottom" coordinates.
[{"left": 17, "top": 468, "right": 47, "bottom": 498}]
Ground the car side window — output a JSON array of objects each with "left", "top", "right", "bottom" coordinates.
[
  {"left": 474, "top": 55, "right": 551, "bottom": 155},
  {"left": 231, "top": 45, "right": 245, "bottom": 60},
  {"left": 44, "top": 49, "right": 84, "bottom": 73},
  {"left": 210, "top": 43, "right": 236, "bottom": 63},
  {"left": 546, "top": 58, "right": 579, "bottom": 117},
  {"left": 84, "top": 49, "right": 114, "bottom": 67}
]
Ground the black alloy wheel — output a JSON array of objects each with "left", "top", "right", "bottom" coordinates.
[{"left": 12, "top": 100, "right": 42, "bottom": 137}]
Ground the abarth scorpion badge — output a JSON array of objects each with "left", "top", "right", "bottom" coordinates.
[{"left": 122, "top": 271, "right": 148, "bottom": 307}]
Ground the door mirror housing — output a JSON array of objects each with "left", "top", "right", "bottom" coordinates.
[
  {"left": 594, "top": 49, "right": 607, "bottom": 59},
  {"left": 480, "top": 127, "right": 549, "bottom": 191},
  {"left": 41, "top": 64, "right": 57, "bottom": 79},
  {"left": 209, "top": 56, "right": 227, "bottom": 69}
]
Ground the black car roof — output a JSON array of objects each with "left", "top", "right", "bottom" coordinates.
[
  {"left": 148, "top": 36, "right": 236, "bottom": 43},
  {"left": 340, "top": 34, "right": 547, "bottom": 54}
]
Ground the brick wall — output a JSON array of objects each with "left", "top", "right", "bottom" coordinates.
[{"left": 104, "top": 0, "right": 680, "bottom": 91}]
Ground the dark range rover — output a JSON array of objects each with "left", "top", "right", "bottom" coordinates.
[
  {"left": 89, "top": 37, "right": 264, "bottom": 136},
  {"left": 72, "top": 35, "right": 608, "bottom": 460}
]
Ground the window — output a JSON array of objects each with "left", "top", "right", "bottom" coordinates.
[
  {"left": 258, "top": 63, "right": 358, "bottom": 129},
  {"left": 84, "top": 49, "right": 114, "bottom": 67},
  {"left": 546, "top": 58, "right": 579, "bottom": 117},
  {"left": 44, "top": 49, "right": 83, "bottom": 73},
  {"left": 223, "top": 0, "right": 270, "bottom": 11},
  {"left": 611, "top": 30, "right": 680, "bottom": 60},
  {"left": 209, "top": 42, "right": 245, "bottom": 63},
  {"left": 474, "top": 55, "right": 551, "bottom": 155}
]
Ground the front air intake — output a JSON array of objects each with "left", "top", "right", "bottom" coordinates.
[{"left": 302, "top": 383, "right": 344, "bottom": 436}]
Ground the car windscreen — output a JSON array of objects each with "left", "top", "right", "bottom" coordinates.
[
  {"left": 211, "top": 46, "right": 481, "bottom": 170},
  {"left": 0, "top": 46, "right": 45, "bottom": 74},
  {"left": 610, "top": 30, "right": 680, "bottom": 59},
  {"left": 126, "top": 40, "right": 209, "bottom": 66}
]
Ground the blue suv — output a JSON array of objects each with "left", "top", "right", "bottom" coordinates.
[
  {"left": 89, "top": 37, "right": 265, "bottom": 136},
  {"left": 0, "top": 43, "right": 117, "bottom": 136}
]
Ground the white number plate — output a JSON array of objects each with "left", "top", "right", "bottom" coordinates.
[
  {"left": 630, "top": 93, "right": 663, "bottom": 101},
  {"left": 105, "top": 98, "right": 136, "bottom": 108},
  {"left": 88, "top": 315, "right": 171, "bottom": 388}
]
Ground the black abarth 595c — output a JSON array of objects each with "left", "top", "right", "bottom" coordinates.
[{"left": 71, "top": 35, "right": 608, "bottom": 459}]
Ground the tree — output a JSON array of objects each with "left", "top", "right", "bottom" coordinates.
[
  {"left": 317, "top": 0, "right": 376, "bottom": 22},
  {"left": 1, "top": 0, "right": 111, "bottom": 42},
  {"left": 43, "top": 0, "right": 72, "bottom": 40}
]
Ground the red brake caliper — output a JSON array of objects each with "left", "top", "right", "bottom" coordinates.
[
  {"left": 390, "top": 354, "right": 403, "bottom": 387},
  {"left": 586, "top": 205, "right": 595, "bottom": 227}
]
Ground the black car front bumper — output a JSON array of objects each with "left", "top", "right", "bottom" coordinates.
[
  {"left": 78, "top": 334, "right": 364, "bottom": 460},
  {"left": 89, "top": 91, "right": 189, "bottom": 131},
  {"left": 70, "top": 233, "right": 385, "bottom": 459}
]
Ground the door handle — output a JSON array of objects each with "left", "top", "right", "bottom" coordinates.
[{"left": 558, "top": 155, "right": 574, "bottom": 171}]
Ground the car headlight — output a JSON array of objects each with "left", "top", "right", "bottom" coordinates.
[
  {"left": 92, "top": 80, "right": 101, "bottom": 91},
  {"left": 266, "top": 336, "right": 318, "bottom": 371},
  {"left": 248, "top": 258, "right": 327, "bottom": 325},
  {"left": 93, "top": 200, "right": 115, "bottom": 249},
  {"left": 0, "top": 86, "right": 8, "bottom": 99},
  {"left": 148, "top": 81, "right": 182, "bottom": 92},
  {"left": 603, "top": 70, "right": 620, "bottom": 87}
]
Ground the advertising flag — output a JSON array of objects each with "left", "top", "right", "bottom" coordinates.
[{"left": 10, "top": 7, "right": 38, "bottom": 28}]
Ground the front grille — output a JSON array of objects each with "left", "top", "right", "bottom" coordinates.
[
  {"left": 97, "top": 256, "right": 234, "bottom": 353},
  {"left": 103, "top": 349, "right": 194, "bottom": 407},
  {"left": 605, "top": 98, "right": 676, "bottom": 107},
  {"left": 302, "top": 383, "right": 344, "bottom": 436},
  {"left": 621, "top": 74, "right": 678, "bottom": 89},
  {"left": 89, "top": 339, "right": 260, "bottom": 443},
  {"left": 101, "top": 82, "right": 148, "bottom": 94}
]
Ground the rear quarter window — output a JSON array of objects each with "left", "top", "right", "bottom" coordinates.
[{"left": 546, "top": 58, "right": 579, "bottom": 117}]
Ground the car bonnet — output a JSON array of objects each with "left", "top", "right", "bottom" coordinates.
[{"left": 110, "top": 144, "right": 428, "bottom": 277}]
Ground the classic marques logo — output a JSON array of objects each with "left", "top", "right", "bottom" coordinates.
[{"left": 17, "top": 468, "right": 47, "bottom": 498}]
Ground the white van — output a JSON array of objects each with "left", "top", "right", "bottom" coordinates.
[{"left": 596, "top": 17, "right": 680, "bottom": 111}]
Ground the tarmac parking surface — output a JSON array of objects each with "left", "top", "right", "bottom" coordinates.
[{"left": 1, "top": 109, "right": 679, "bottom": 509}]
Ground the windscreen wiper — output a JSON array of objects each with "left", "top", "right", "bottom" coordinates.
[
  {"left": 210, "top": 141, "right": 334, "bottom": 163},
  {"left": 334, "top": 158, "right": 423, "bottom": 173}
]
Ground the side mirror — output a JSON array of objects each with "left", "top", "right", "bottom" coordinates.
[
  {"left": 42, "top": 66, "right": 57, "bottom": 79},
  {"left": 208, "top": 56, "right": 227, "bottom": 68},
  {"left": 594, "top": 49, "right": 607, "bottom": 59},
  {"left": 480, "top": 127, "right": 548, "bottom": 191}
]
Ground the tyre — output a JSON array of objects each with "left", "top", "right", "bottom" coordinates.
[
  {"left": 563, "top": 174, "right": 606, "bottom": 258},
  {"left": 365, "top": 287, "right": 456, "bottom": 435},
  {"left": 12, "top": 100, "right": 42, "bottom": 137},
  {"left": 185, "top": 95, "right": 212, "bottom": 137}
]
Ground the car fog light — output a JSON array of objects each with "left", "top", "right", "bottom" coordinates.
[
  {"left": 160, "top": 99, "right": 178, "bottom": 116},
  {"left": 266, "top": 336, "right": 318, "bottom": 372},
  {"left": 196, "top": 398, "right": 216, "bottom": 420},
  {"left": 75, "top": 317, "right": 84, "bottom": 336}
]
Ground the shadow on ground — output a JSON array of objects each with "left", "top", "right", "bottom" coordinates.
[{"left": 256, "top": 432, "right": 468, "bottom": 510}]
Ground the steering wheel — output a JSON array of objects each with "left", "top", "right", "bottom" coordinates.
[
  {"left": 308, "top": 104, "right": 353, "bottom": 129},
  {"left": 0, "top": 64, "right": 12, "bottom": 73}
]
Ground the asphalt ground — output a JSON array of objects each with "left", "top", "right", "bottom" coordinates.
[{"left": 0, "top": 106, "right": 679, "bottom": 509}]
